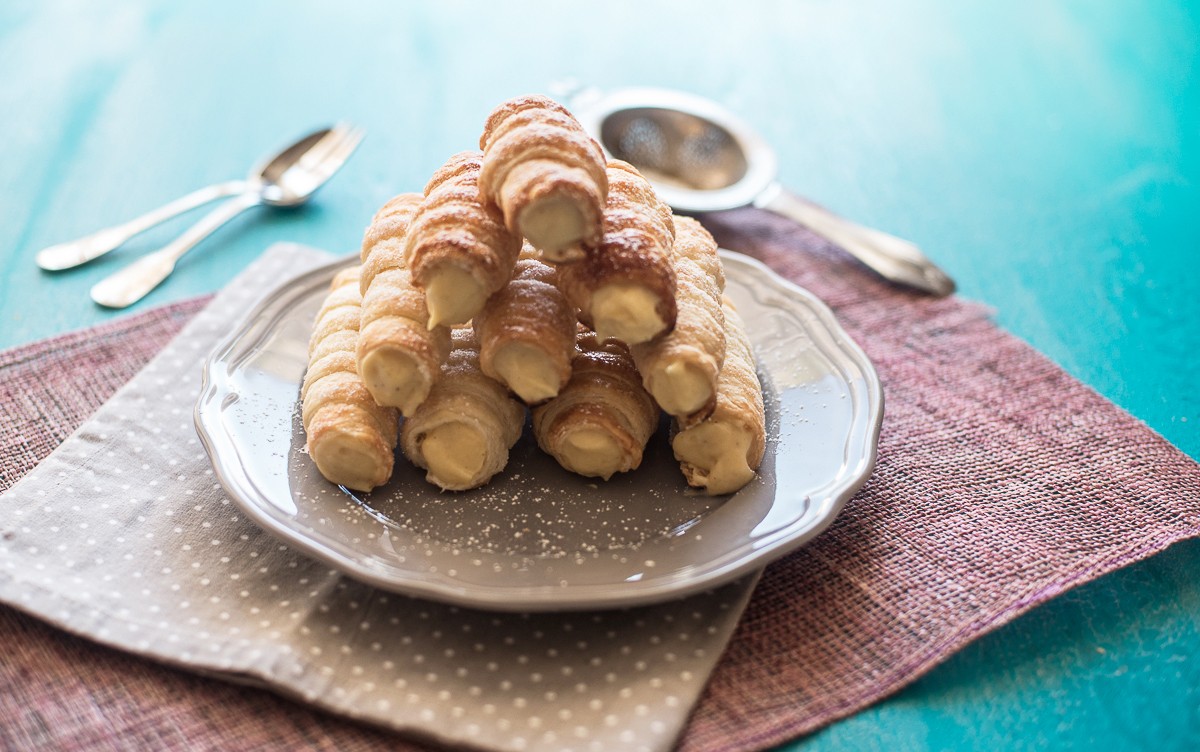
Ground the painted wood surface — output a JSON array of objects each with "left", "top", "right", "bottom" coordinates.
[{"left": 1, "top": 2, "right": 1196, "bottom": 749}]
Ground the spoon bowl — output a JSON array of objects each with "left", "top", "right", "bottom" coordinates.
[
  {"left": 255, "top": 127, "right": 355, "bottom": 206},
  {"left": 256, "top": 129, "right": 331, "bottom": 204},
  {"left": 37, "top": 125, "right": 359, "bottom": 272},
  {"left": 86, "top": 124, "right": 363, "bottom": 308},
  {"left": 572, "top": 87, "right": 955, "bottom": 296}
]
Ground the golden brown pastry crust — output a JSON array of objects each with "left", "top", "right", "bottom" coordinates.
[
  {"left": 400, "top": 328, "right": 526, "bottom": 491},
  {"left": 479, "top": 94, "right": 608, "bottom": 262},
  {"left": 631, "top": 215, "right": 726, "bottom": 424},
  {"left": 357, "top": 191, "right": 452, "bottom": 416},
  {"left": 301, "top": 266, "right": 400, "bottom": 492},
  {"left": 671, "top": 298, "right": 765, "bottom": 495},
  {"left": 532, "top": 327, "right": 658, "bottom": 480},
  {"left": 359, "top": 192, "right": 423, "bottom": 295},
  {"left": 357, "top": 271, "right": 452, "bottom": 418},
  {"left": 404, "top": 151, "right": 523, "bottom": 327},
  {"left": 473, "top": 244, "right": 576, "bottom": 404},
  {"left": 558, "top": 160, "right": 677, "bottom": 345}
]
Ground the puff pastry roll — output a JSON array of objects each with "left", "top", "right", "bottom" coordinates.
[
  {"left": 631, "top": 216, "right": 726, "bottom": 423},
  {"left": 474, "top": 244, "right": 576, "bottom": 404},
  {"left": 405, "top": 151, "right": 523, "bottom": 327},
  {"left": 479, "top": 94, "right": 608, "bottom": 262},
  {"left": 359, "top": 192, "right": 422, "bottom": 294},
  {"left": 400, "top": 328, "right": 525, "bottom": 491},
  {"left": 558, "top": 160, "right": 677, "bottom": 345},
  {"left": 532, "top": 327, "right": 658, "bottom": 480},
  {"left": 302, "top": 267, "right": 399, "bottom": 493},
  {"left": 671, "top": 299, "right": 765, "bottom": 495},
  {"left": 357, "top": 192, "right": 452, "bottom": 416}
]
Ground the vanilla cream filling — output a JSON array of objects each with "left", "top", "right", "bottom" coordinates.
[
  {"left": 359, "top": 347, "right": 427, "bottom": 417},
  {"left": 519, "top": 197, "right": 585, "bottom": 256},
  {"left": 313, "top": 432, "right": 383, "bottom": 493},
  {"left": 424, "top": 265, "right": 485, "bottom": 328},
  {"left": 420, "top": 422, "right": 486, "bottom": 490},
  {"left": 672, "top": 421, "right": 754, "bottom": 495},
  {"left": 492, "top": 341, "right": 561, "bottom": 403},
  {"left": 590, "top": 283, "right": 665, "bottom": 344},
  {"left": 649, "top": 361, "right": 712, "bottom": 416},
  {"left": 559, "top": 428, "right": 625, "bottom": 480}
]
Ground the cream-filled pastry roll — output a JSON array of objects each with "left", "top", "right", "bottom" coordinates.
[
  {"left": 558, "top": 160, "right": 677, "bottom": 345},
  {"left": 357, "top": 192, "right": 451, "bottom": 416},
  {"left": 631, "top": 215, "right": 726, "bottom": 424},
  {"left": 302, "top": 266, "right": 399, "bottom": 492},
  {"left": 405, "top": 151, "right": 523, "bottom": 328},
  {"left": 479, "top": 94, "right": 608, "bottom": 262},
  {"left": 400, "top": 328, "right": 525, "bottom": 491},
  {"left": 532, "top": 327, "right": 658, "bottom": 480},
  {"left": 671, "top": 298, "right": 765, "bottom": 495},
  {"left": 474, "top": 243, "right": 576, "bottom": 404},
  {"left": 359, "top": 192, "right": 421, "bottom": 294}
]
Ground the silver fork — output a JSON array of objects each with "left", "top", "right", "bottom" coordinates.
[{"left": 84, "top": 124, "right": 364, "bottom": 309}]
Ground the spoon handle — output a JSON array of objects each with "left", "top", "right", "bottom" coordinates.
[
  {"left": 35, "top": 180, "right": 249, "bottom": 271},
  {"left": 90, "top": 191, "right": 262, "bottom": 309},
  {"left": 755, "top": 184, "right": 956, "bottom": 297}
]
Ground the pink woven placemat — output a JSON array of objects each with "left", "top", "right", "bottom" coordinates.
[{"left": 2, "top": 208, "right": 1198, "bottom": 751}]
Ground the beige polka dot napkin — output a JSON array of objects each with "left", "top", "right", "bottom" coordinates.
[{"left": 0, "top": 244, "right": 758, "bottom": 752}]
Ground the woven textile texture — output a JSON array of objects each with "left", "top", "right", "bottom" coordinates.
[
  {"left": 2, "top": 245, "right": 759, "bottom": 752},
  {"left": 1, "top": 208, "right": 1198, "bottom": 751},
  {"left": 682, "top": 207, "right": 1200, "bottom": 751},
  {"left": 0, "top": 297, "right": 437, "bottom": 752}
]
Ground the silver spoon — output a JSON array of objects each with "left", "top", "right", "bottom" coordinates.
[
  {"left": 37, "top": 125, "right": 360, "bottom": 273},
  {"left": 53, "top": 124, "right": 361, "bottom": 309},
  {"left": 570, "top": 87, "right": 955, "bottom": 296},
  {"left": 88, "top": 124, "right": 363, "bottom": 308}
]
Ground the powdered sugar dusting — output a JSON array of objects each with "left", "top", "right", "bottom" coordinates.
[{"left": 290, "top": 413, "right": 725, "bottom": 560}]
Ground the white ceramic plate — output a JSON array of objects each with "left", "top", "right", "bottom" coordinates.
[{"left": 195, "top": 251, "right": 883, "bottom": 611}]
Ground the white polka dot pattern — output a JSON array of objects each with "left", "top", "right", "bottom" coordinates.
[{"left": 0, "top": 244, "right": 758, "bottom": 752}]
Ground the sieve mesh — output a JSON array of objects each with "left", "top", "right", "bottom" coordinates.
[{"left": 600, "top": 107, "right": 748, "bottom": 191}]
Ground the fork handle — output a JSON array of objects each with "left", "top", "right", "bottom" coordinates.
[
  {"left": 36, "top": 179, "right": 249, "bottom": 271},
  {"left": 90, "top": 191, "right": 262, "bottom": 309},
  {"left": 755, "top": 183, "right": 956, "bottom": 297}
]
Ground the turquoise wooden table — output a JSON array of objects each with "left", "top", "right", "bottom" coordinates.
[{"left": 2, "top": 1, "right": 1197, "bottom": 749}]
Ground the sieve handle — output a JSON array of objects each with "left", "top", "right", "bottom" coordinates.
[{"left": 755, "top": 183, "right": 955, "bottom": 297}]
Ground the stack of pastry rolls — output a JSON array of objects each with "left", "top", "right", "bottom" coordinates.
[{"left": 300, "top": 94, "right": 765, "bottom": 495}]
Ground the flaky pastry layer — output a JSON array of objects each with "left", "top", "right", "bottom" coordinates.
[
  {"left": 302, "top": 267, "right": 400, "bottom": 492},
  {"left": 400, "top": 328, "right": 525, "bottom": 491},
  {"left": 357, "top": 191, "right": 451, "bottom": 416},
  {"left": 558, "top": 160, "right": 677, "bottom": 345},
  {"left": 479, "top": 95, "right": 608, "bottom": 262},
  {"left": 671, "top": 298, "right": 765, "bottom": 495},
  {"left": 631, "top": 215, "right": 726, "bottom": 424},
  {"left": 532, "top": 327, "right": 658, "bottom": 480},
  {"left": 474, "top": 244, "right": 577, "bottom": 404},
  {"left": 404, "top": 151, "right": 522, "bottom": 327}
]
